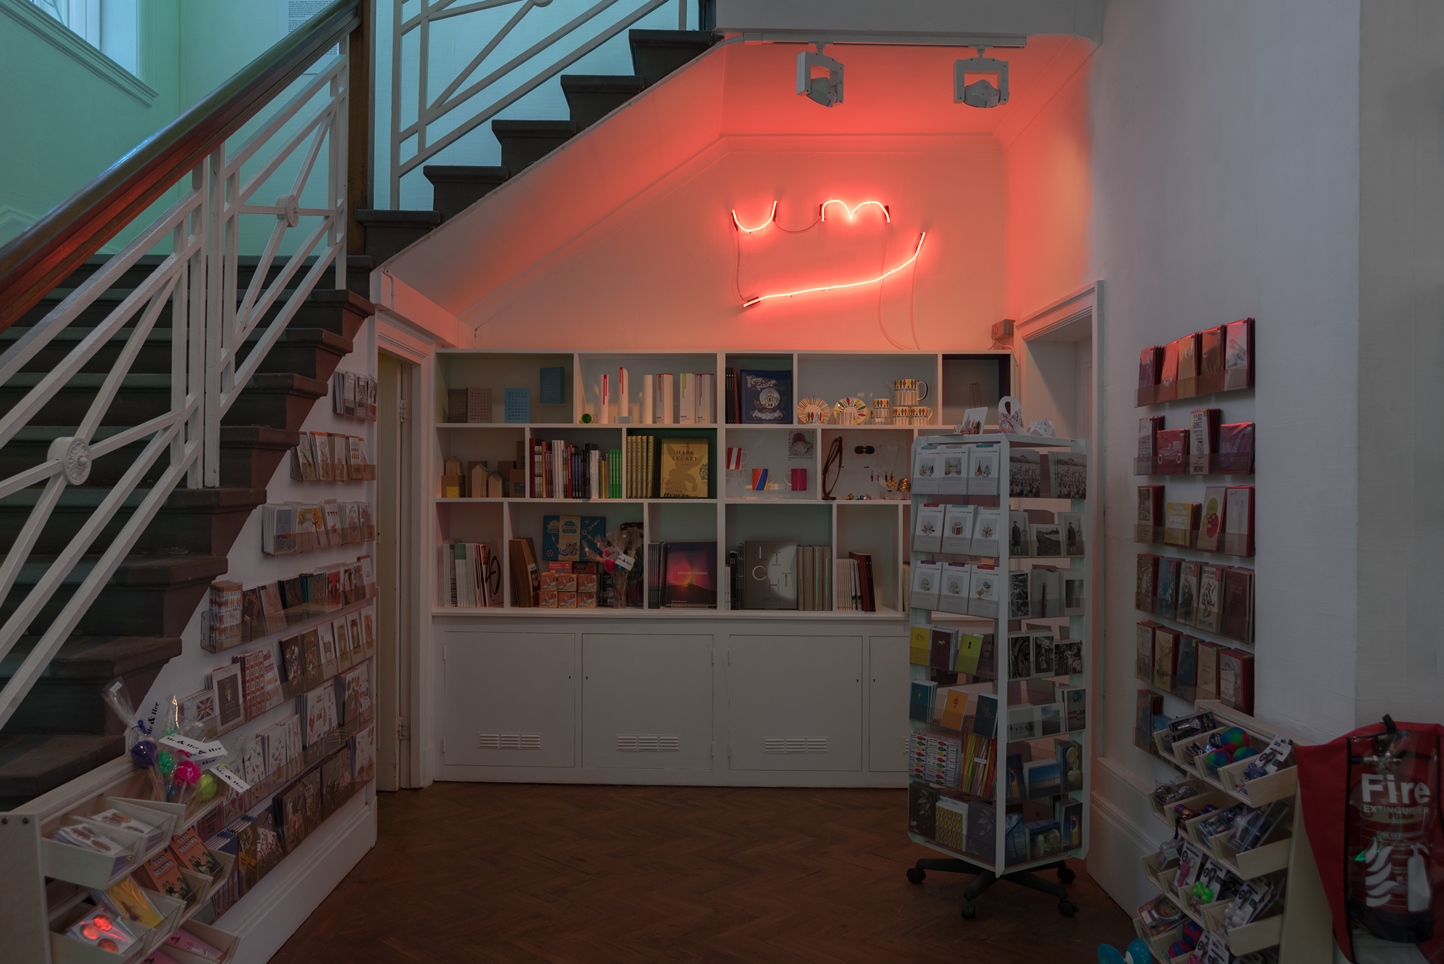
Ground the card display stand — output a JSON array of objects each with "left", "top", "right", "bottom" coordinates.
[
  {"left": 901, "top": 434, "right": 1092, "bottom": 920},
  {"left": 1136, "top": 701, "right": 1331, "bottom": 964}
]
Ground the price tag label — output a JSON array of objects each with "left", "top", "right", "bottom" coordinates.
[
  {"left": 614, "top": 552, "right": 636, "bottom": 572},
  {"left": 209, "top": 764, "right": 251, "bottom": 793},
  {"left": 159, "top": 734, "right": 226, "bottom": 757}
]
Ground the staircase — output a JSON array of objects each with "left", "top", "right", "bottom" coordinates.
[
  {"left": 0, "top": 259, "right": 373, "bottom": 809},
  {"left": 358, "top": 29, "right": 713, "bottom": 259},
  {"left": 0, "top": 15, "right": 713, "bottom": 810}
]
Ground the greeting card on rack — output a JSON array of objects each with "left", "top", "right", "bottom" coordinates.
[
  {"left": 1136, "top": 485, "right": 1165, "bottom": 543},
  {"left": 1007, "top": 510, "right": 1030, "bottom": 557},
  {"left": 941, "top": 504, "right": 975, "bottom": 555},
  {"left": 971, "top": 508, "right": 1001, "bottom": 557},
  {"left": 910, "top": 561, "right": 942, "bottom": 611},
  {"left": 937, "top": 563, "right": 972, "bottom": 614},
  {"left": 1224, "top": 318, "right": 1255, "bottom": 390},
  {"left": 968, "top": 566, "right": 1000, "bottom": 619},
  {"left": 1176, "top": 332, "right": 1201, "bottom": 398},
  {"left": 912, "top": 504, "right": 944, "bottom": 554},
  {"left": 1196, "top": 486, "right": 1228, "bottom": 552},
  {"left": 1223, "top": 486, "right": 1255, "bottom": 556},
  {"left": 967, "top": 445, "right": 1000, "bottom": 496}
]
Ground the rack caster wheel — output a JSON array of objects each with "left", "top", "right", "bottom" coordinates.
[
  {"left": 906, "top": 867, "right": 925, "bottom": 885},
  {"left": 1057, "top": 865, "right": 1076, "bottom": 884},
  {"left": 960, "top": 902, "right": 977, "bottom": 920},
  {"left": 1058, "top": 899, "right": 1078, "bottom": 917}
]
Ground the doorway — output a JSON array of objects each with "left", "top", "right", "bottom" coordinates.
[{"left": 377, "top": 351, "right": 420, "bottom": 790}]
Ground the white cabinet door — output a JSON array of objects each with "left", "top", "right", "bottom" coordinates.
[
  {"left": 582, "top": 634, "right": 714, "bottom": 769},
  {"left": 868, "top": 635, "right": 910, "bottom": 772},
  {"left": 441, "top": 630, "right": 575, "bottom": 767},
  {"left": 726, "top": 634, "right": 862, "bottom": 771}
]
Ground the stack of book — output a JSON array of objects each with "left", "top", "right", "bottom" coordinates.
[
  {"left": 625, "top": 435, "right": 656, "bottom": 498},
  {"left": 529, "top": 439, "right": 611, "bottom": 500},
  {"left": 205, "top": 580, "right": 243, "bottom": 651},
  {"left": 437, "top": 542, "right": 500, "bottom": 608},
  {"left": 796, "top": 545, "right": 833, "bottom": 610},
  {"left": 835, "top": 551, "right": 877, "bottom": 611}
]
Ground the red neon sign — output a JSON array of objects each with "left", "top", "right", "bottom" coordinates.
[
  {"left": 741, "top": 231, "right": 927, "bottom": 308},
  {"left": 730, "top": 202, "right": 778, "bottom": 234},
  {"left": 819, "top": 199, "right": 890, "bottom": 223}
]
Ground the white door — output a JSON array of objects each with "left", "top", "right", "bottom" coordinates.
[
  {"left": 441, "top": 630, "right": 576, "bottom": 767},
  {"left": 868, "top": 635, "right": 910, "bottom": 772},
  {"left": 582, "top": 634, "right": 714, "bottom": 769},
  {"left": 726, "top": 634, "right": 862, "bottom": 771}
]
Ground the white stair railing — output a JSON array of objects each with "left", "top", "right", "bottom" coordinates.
[
  {"left": 0, "top": 34, "right": 352, "bottom": 732},
  {"left": 388, "top": 0, "right": 681, "bottom": 206}
]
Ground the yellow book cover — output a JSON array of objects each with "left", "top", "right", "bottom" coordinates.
[
  {"left": 104, "top": 876, "right": 164, "bottom": 929},
  {"left": 954, "top": 633, "right": 984, "bottom": 675},
  {"left": 909, "top": 625, "right": 930, "bottom": 665},
  {"left": 659, "top": 438, "right": 709, "bottom": 498},
  {"left": 939, "top": 689, "right": 969, "bottom": 730}
]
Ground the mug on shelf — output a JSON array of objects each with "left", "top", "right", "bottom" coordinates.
[
  {"left": 726, "top": 447, "right": 749, "bottom": 470},
  {"left": 892, "top": 378, "right": 930, "bottom": 406},
  {"left": 912, "top": 406, "right": 934, "bottom": 425},
  {"left": 751, "top": 468, "right": 769, "bottom": 491},
  {"left": 791, "top": 468, "right": 808, "bottom": 492},
  {"left": 870, "top": 398, "right": 891, "bottom": 424},
  {"left": 891, "top": 406, "right": 913, "bottom": 425}
]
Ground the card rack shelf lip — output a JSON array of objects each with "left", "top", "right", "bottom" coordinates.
[
  {"left": 1133, "top": 540, "right": 1256, "bottom": 560},
  {"left": 1134, "top": 604, "right": 1256, "bottom": 653},
  {"left": 725, "top": 497, "right": 904, "bottom": 506},
  {"left": 437, "top": 497, "right": 717, "bottom": 505},
  {"left": 432, "top": 606, "right": 903, "bottom": 618},
  {"left": 1135, "top": 385, "right": 1255, "bottom": 410}
]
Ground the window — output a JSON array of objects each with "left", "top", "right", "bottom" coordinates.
[{"left": 29, "top": 0, "right": 140, "bottom": 78}]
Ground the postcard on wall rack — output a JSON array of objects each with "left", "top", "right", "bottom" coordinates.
[
  {"left": 1054, "top": 639, "right": 1083, "bottom": 676},
  {"left": 1030, "top": 523, "right": 1064, "bottom": 558},
  {"left": 1032, "top": 633, "right": 1056, "bottom": 677},
  {"left": 941, "top": 504, "right": 975, "bottom": 555},
  {"left": 1008, "top": 633, "right": 1034, "bottom": 680},
  {"left": 1195, "top": 486, "right": 1228, "bottom": 553},
  {"left": 910, "top": 560, "right": 942, "bottom": 611},
  {"left": 1176, "top": 332, "right": 1201, "bottom": 398},
  {"left": 912, "top": 447, "right": 942, "bottom": 494},
  {"left": 967, "top": 566, "right": 1000, "bottom": 619},
  {"left": 1174, "top": 635, "right": 1199, "bottom": 699},
  {"left": 211, "top": 662, "right": 244, "bottom": 735},
  {"left": 1155, "top": 429, "right": 1188, "bottom": 475},
  {"left": 1217, "top": 422, "right": 1255, "bottom": 474},
  {"left": 1195, "top": 640, "right": 1223, "bottom": 702},
  {"left": 938, "top": 447, "right": 969, "bottom": 495},
  {"left": 912, "top": 504, "right": 945, "bottom": 554},
  {"left": 1220, "top": 568, "right": 1254, "bottom": 644},
  {"left": 1176, "top": 560, "right": 1201, "bottom": 627},
  {"left": 1138, "top": 416, "right": 1164, "bottom": 463},
  {"left": 1136, "top": 621, "right": 1159, "bottom": 681},
  {"left": 1057, "top": 512, "right": 1084, "bottom": 556},
  {"left": 1063, "top": 575, "right": 1085, "bottom": 616},
  {"left": 971, "top": 508, "right": 1001, "bottom": 557},
  {"left": 1218, "top": 648, "right": 1255, "bottom": 714},
  {"left": 1224, "top": 318, "right": 1255, "bottom": 391},
  {"left": 1153, "top": 626, "right": 1180, "bottom": 692},
  {"left": 967, "top": 444, "right": 1000, "bottom": 496},
  {"left": 1038, "top": 703, "right": 1063, "bottom": 737},
  {"left": 1061, "top": 686, "right": 1087, "bottom": 732},
  {"left": 1009, "top": 448, "right": 1042, "bottom": 498},
  {"left": 1006, "top": 511, "right": 1031, "bottom": 557},
  {"left": 1154, "top": 555, "right": 1180, "bottom": 620},
  {"left": 1135, "top": 553, "right": 1158, "bottom": 612},
  {"left": 1138, "top": 345, "right": 1164, "bottom": 405},
  {"left": 1197, "top": 325, "right": 1226, "bottom": 395},
  {"left": 1031, "top": 567, "right": 1063, "bottom": 618},
  {"left": 1163, "top": 501, "right": 1200, "bottom": 548},
  {"left": 1135, "top": 485, "right": 1165, "bottom": 544},
  {"left": 1223, "top": 486, "right": 1255, "bottom": 556},
  {"left": 1008, "top": 570, "right": 1031, "bottom": 620},
  {"left": 1188, "top": 408, "right": 1221, "bottom": 474},
  {"left": 1048, "top": 451, "right": 1087, "bottom": 500},
  {"left": 937, "top": 563, "right": 973, "bottom": 615},
  {"left": 1194, "top": 564, "right": 1226, "bottom": 634},
  {"left": 1157, "top": 340, "right": 1180, "bottom": 403}
]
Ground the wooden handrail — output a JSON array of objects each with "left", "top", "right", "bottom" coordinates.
[{"left": 0, "top": 0, "right": 363, "bottom": 336}]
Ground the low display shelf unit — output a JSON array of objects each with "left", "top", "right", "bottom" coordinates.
[
  {"left": 432, "top": 349, "right": 1010, "bottom": 618},
  {"left": 901, "top": 433, "right": 1092, "bottom": 919}
]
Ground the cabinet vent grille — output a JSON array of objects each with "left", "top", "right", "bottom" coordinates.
[
  {"left": 478, "top": 732, "right": 542, "bottom": 750},
  {"left": 616, "top": 734, "right": 681, "bottom": 752},
  {"left": 764, "top": 736, "right": 828, "bottom": 754}
]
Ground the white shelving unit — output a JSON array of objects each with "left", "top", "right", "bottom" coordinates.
[{"left": 904, "top": 434, "right": 1094, "bottom": 895}]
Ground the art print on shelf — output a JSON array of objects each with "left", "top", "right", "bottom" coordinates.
[{"left": 788, "top": 430, "right": 816, "bottom": 461}]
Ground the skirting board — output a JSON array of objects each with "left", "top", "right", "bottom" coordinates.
[
  {"left": 432, "top": 763, "right": 909, "bottom": 788},
  {"left": 218, "top": 782, "right": 378, "bottom": 964}
]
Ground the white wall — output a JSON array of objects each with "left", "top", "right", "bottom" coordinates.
[
  {"left": 713, "top": 0, "right": 1105, "bottom": 43},
  {"left": 1069, "top": 0, "right": 1363, "bottom": 909},
  {"left": 1355, "top": 0, "right": 1444, "bottom": 727}
]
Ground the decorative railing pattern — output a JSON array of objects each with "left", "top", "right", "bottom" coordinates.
[
  {"left": 388, "top": 0, "right": 680, "bottom": 205},
  {"left": 0, "top": 2, "right": 360, "bottom": 732}
]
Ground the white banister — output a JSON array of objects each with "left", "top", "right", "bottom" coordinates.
[{"left": 0, "top": 42, "right": 351, "bottom": 731}]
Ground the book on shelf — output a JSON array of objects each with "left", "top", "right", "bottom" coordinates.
[
  {"left": 794, "top": 545, "right": 833, "bottom": 611},
  {"left": 1155, "top": 428, "right": 1188, "bottom": 474},
  {"left": 1154, "top": 554, "right": 1179, "bottom": 619},
  {"left": 847, "top": 551, "right": 876, "bottom": 611},
  {"left": 1220, "top": 567, "right": 1254, "bottom": 643},
  {"left": 737, "top": 369, "right": 792, "bottom": 424},
  {"left": 507, "top": 538, "right": 539, "bottom": 607},
  {"left": 740, "top": 540, "right": 797, "bottom": 609},
  {"left": 1176, "top": 332, "right": 1201, "bottom": 399},
  {"left": 659, "top": 438, "right": 708, "bottom": 498},
  {"left": 438, "top": 542, "right": 500, "bottom": 608},
  {"left": 660, "top": 542, "right": 717, "bottom": 608}
]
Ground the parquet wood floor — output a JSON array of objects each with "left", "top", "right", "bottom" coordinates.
[{"left": 270, "top": 784, "right": 1131, "bottom": 963}]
